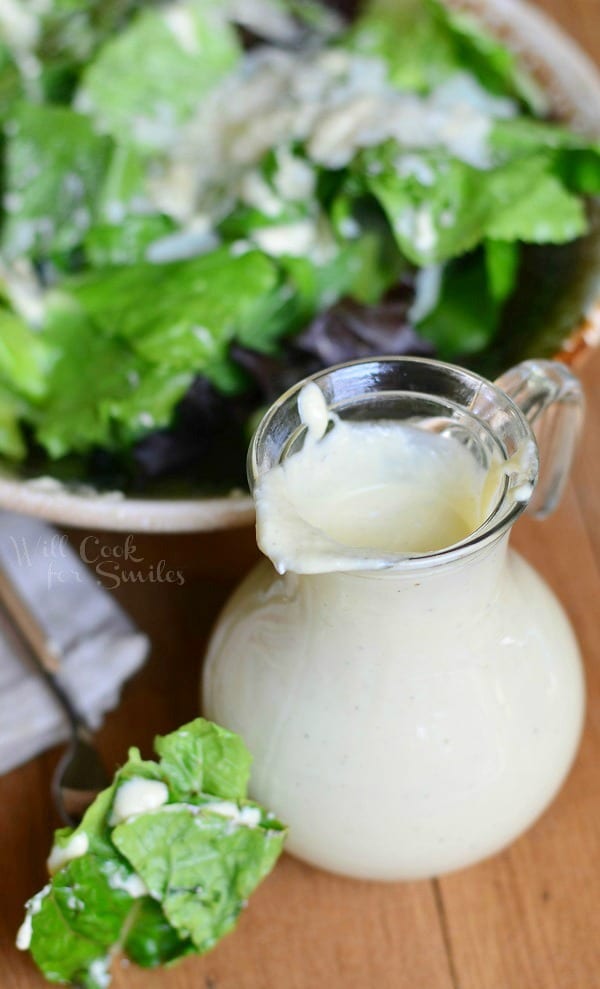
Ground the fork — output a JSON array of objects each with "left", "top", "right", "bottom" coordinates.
[{"left": 0, "top": 563, "right": 110, "bottom": 825}]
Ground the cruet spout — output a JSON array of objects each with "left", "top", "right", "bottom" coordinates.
[{"left": 495, "top": 360, "right": 585, "bottom": 519}]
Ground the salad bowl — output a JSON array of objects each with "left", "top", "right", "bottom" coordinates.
[{"left": 0, "top": 0, "right": 599, "bottom": 533}]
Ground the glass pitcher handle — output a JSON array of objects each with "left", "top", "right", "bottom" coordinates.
[{"left": 495, "top": 360, "right": 585, "bottom": 519}]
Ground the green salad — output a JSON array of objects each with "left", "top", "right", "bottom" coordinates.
[
  {"left": 0, "top": 0, "right": 599, "bottom": 490},
  {"left": 16, "top": 718, "right": 287, "bottom": 988}
]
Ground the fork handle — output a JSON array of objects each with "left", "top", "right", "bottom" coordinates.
[
  {"left": 0, "top": 564, "right": 62, "bottom": 673},
  {"left": 0, "top": 562, "right": 86, "bottom": 734}
]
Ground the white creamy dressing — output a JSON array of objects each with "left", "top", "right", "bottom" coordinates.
[
  {"left": 0, "top": 258, "right": 47, "bottom": 325},
  {"left": 15, "top": 884, "right": 52, "bottom": 951},
  {"left": 204, "top": 382, "right": 584, "bottom": 879},
  {"left": 16, "top": 913, "right": 34, "bottom": 951},
  {"left": 109, "top": 777, "right": 169, "bottom": 825},
  {"left": 201, "top": 800, "right": 262, "bottom": 827},
  {"left": 408, "top": 264, "right": 444, "bottom": 322},
  {"left": 88, "top": 957, "right": 111, "bottom": 989},
  {"left": 256, "top": 382, "right": 505, "bottom": 575},
  {"left": 0, "top": 21, "right": 519, "bottom": 294},
  {"left": 162, "top": 4, "right": 202, "bottom": 55},
  {"left": 151, "top": 48, "right": 517, "bottom": 253},
  {"left": 102, "top": 861, "right": 149, "bottom": 898},
  {"left": 47, "top": 831, "right": 89, "bottom": 875},
  {"left": 0, "top": 0, "right": 46, "bottom": 88},
  {"left": 0, "top": 0, "right": 42, "bottom": 50}
]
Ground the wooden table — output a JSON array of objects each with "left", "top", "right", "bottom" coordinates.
[{"left": 2, "top": 3, "right": 600, "bottom": 985}]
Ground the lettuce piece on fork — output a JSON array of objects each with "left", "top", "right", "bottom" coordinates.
[{"left": 17, "top": 719, "right": 287, "bottom": 989}]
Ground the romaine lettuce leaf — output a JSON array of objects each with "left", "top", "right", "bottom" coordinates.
[
  {"left": 154, "top": 718, "right": 252, "bottom": 802},
  {"left": 39, "top": 845, "right": 185, "bottom": 985},
  {"left": 485, "top": 169, "right": 585, "bottom": 243},
  {"left": 77, "top": 1, "right": 241, "bottom": 152},
  {"left": 417, "top": 247, "right": 503, "bottom": 357},
  {"left": 28, "top": 856, "right": 133, "bottom": 988},
  {"left": 490, "top": 117, "right": 600, "bottom": 195},
  {"left": 348, "top": 0, "right": 546, "bottom": 110},
  {"left": 0, "top": 307, "right": 50, "bottom": 460},
  {"left": 21, "top": 292, "right": 193, "bottom": 458},
  {"left": 85, "top": 144, "right": 176, "bottom": 266},
  {"left": 358, "top": 144, "right": 588, "bottom": 265},
  {"left": 123, "top": 897, "right": 194, "bottom": 969},
  {"left": 0, "top": 383, "right": 26, "bottom": 460},
  {"left": 484, "top": 239, "right": 520, "bottom": 304},
  {"left": 218, "top": 204, "right": 311, "bottom": 246},
  {"left": 33, "top": 303, "right": 194, "bottom": 458},
  {"left": 17, "top": 0, "right": 148, "bottom": 104},
  {"left": 426, "top": 0, "right": 546, "bottom": 110},
  {"left": 285, "top": 226, "right": 401, "bottom": 306},
  {"left": 101, "top": 365, "right": 196, "bottom": 448},
  {"left": 358, "top": 146, "right": 488, "bottom": 263},
  {"left": 63, "top": 247, "right": 280, "bottom": 354},
  {"left": 56, "top": 242, "right": 357, "bottom": 366},
  {"left": 94, "top": 144, "right": 151, "bottom": 217},
  {"left": 31, "top": 306, "right": 151, "bottom": 457},
  {"left": 13, "top": 236, "right": 403, "bottom": 461},
  {"left": 0, "top": 42, "right": 23, "bottom": 122},
  {"left": 30, "top": 249, "right": 285, "bottom": 457},
  {"left": 2, "top": 103, "right": 113, "bottom": 263},
  {"left": 342, "top": 0, "right": 459, "bottom": 92},
  {"left": 19, "top": 719, "right": 287, "bottom": 988},
  {"left": 113, "top": 805, "right": 285, "bottom": 953},
  {"left": 85, "top": 214, "right": 176, "bottom": 267},
  {"left": 0, "top": 307, "right": 49, "bottom": 399}
]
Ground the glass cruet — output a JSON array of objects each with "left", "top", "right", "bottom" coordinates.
[{"left": 203, "top": 357, "right": 585, "bottom": 881}]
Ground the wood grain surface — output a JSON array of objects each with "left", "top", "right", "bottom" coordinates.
[{"left": 2, "top": 2, "right": 600, "bottom": 986}]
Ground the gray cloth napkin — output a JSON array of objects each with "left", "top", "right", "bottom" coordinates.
[{"left": 0, "top": 511, "right": 149, "bottom": 775}]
